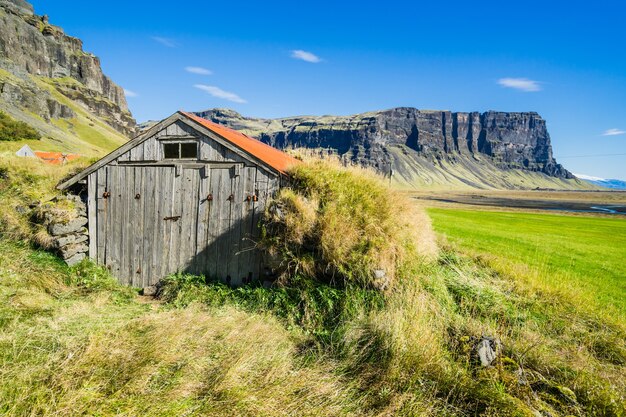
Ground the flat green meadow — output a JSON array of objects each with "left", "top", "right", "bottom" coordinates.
[{"left": 428, "top": 208, "right": 626, "bottom": 323}]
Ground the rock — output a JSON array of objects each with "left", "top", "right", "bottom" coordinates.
[
  {"left": 476, "top": 336, "right": 501, "bottom": 366},
  {"left": 60, "top": 242, "right": 88, "bottom": 259},
  {"left": 53, "top": 233, "right": 87, "bottom": 248},
  {"left": 48, "top": 216, "right": 87, "bottom": 236},
  {"left": 195, "top": 108, "right": 573, "bottom": 184},
  {"left": 64, "top": 252, "right": 85, "bottom": 266},
  {"left": 372, "top": 269, "right": 389, "bottom": 290},
  {"left": 142, "top": 285, "right": 158, "bottom": 297}
]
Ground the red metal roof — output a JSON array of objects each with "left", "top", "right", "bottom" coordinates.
[
  {"left": 34, "top": 151, "right": 81, "bottom": 165},
  {"left": 181, "top": 111, "right": 299, "bottom": 174}
]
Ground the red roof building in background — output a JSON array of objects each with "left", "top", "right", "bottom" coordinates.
[{"left": 33, "top": 151, "right": 81, "bottom": 165}]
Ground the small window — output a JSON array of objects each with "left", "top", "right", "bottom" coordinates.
[
  {"left": 180, "top": 143, "right": 198, "bottom": 158},
  {"left": 163, "top": 142, "right": 198, "bottom": 159}
]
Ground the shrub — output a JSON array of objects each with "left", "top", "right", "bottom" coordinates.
[
  {"left": 0, "top": 111, "right": 41, "bottom": 141},
  {"left": 260, "top": 160, "right": 437, "bottom": 290}
]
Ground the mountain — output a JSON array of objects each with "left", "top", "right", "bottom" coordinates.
[
  {"left": 195, "top": 108, "right": 594, "bottom": 190},
  {"left": 0, "top": 0, "right": 134, "bottom": 156},
  {"left": 575, "top": 174, "right": 626, "bottom": 190}
]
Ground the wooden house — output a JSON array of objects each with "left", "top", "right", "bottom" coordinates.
[{"left": 58, "top": 111, "right": 299, "bottom": 287}]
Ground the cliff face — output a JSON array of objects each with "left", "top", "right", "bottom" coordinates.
[
  {"left": 196, "top": 107, "right": 572, "bottom": 180},
  {"left": 0, "top": 0, "right": 135, "bottom": 137}
]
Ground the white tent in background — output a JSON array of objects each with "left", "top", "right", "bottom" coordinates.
[{"left": 15, "top": 144, "right": 36, "bottom": 157}]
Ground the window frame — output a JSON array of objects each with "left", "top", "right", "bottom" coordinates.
[{"left": 161, "top": 140, "right": 198, "bottom": 160}]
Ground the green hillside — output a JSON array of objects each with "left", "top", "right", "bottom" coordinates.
[{"left": 0, "top": 70, "right": 129, "bottom": 157}]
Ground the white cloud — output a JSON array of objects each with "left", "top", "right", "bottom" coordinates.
[
  {"left": 291, "top": 49, "right": 322, "bottom": 63},
  {"left": 151, "top": 36, "right": 177, "bottom": 48},
  {"left": 497, "top": 77, "right": 542, "bottom": 92},
  {"left": 194, "top": 84, "right": 247, "bottom": 103},
  {"left": 123, "top": 89, "right": 138, "bottom": 98},
  {"left": 573, "top": 173, "right": 605, "bottom": 181},
  {"left": 185, "top": 66, "right": 213, "bottom": 75},
  {"left": 602, "top": 128, "right": 625, "bottom": 136}
]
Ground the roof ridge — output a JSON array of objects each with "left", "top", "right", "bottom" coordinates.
[{"left": 181, "top": 111, "right": 299, "bottom": 174}]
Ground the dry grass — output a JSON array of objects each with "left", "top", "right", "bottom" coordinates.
[
  {"left": 0, "top": 152, "right": 88, "bottom": 243},
  {"left": 1, "top": 154, "right": 624, "bottom": 416},
  {"left": 262, "top": 159, "right": 437, "bottom": 289}
]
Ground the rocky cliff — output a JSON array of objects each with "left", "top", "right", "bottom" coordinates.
[
  {"left": 196, "top": 108, "right": 579, "bottom": 189},
  {"left": 0, "top": 0, "right": 135, "bottom": 150}
]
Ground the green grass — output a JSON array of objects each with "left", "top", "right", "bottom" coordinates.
[
  {"left": 0, "top": 111, "right": 41, "bottom": 142},
  {"left": 1, "top": 160, "right": 624, "bottom": 416},
  {"left": 428, "top": 208, "right": 626, "bottom": 323}
]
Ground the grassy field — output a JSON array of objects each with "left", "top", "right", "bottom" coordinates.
[
  {"left": 1, "top": 158, "right": 625, "bottom": 416},
  {"left": 428, "top": 208, "right": 626, "bottom": 323}
]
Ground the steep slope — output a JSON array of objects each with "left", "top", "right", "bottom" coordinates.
[
  {"left": 0, "top": 0, "right": 134, "bottom": 156},
  {"left": 196, "top": 108, "right": 594, "bottom": 190}
]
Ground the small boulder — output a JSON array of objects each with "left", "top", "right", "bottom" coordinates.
[
  {"left": 476, "top": 336, "right": 501, "bottom": 366},
  {"left": 64, "top": 252, "right": 86, "bottom": 266},
  {"left": 48, "top": 217, "right": 87, "bottom": 236},
  {"left": 142, "top": 286, "right": 158, "bottom": 297},
  {"left": 60, "top": 242, "right": 88, "bottom": 260}
]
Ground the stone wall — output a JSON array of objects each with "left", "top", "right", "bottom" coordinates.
[{"left": 37, "top": 194, "right": 89, "bottom": 266}]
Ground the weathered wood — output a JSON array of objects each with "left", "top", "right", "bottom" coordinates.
[
  {"left": 239, "top": 166, "right": 257, "bottom": 283},
  {"left": 194, "top": 167, "right": 211, "bottom": 276},
  {"left": 97, "top": 168, "right": 108, "bottom": 265},
  {"left": 216, "top": 168, "right": 233, "bottom": 281},
  {"left": 206, "top": 167, "right": 222, "bottom": 278},
  {"left": 87, "top": 173, "right": 97, "bottom": 259},
  {"left": 141, "top": 167, "right": 155, "bottom": 285},
  {"left": 132, "top": 168, "right": 144, "bottom": 287},
  {"left": 227, "top": 165, "right": 243, "bottom": 284}
]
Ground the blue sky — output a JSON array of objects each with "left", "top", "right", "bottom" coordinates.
[{"left": 31, "top": 0, "right": 626, "bottom": 179}]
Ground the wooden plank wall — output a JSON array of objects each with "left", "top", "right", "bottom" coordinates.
[
  {"left": 88, "top": 163, "right": 280, "bottom": 287},
  {"left": 87, "top": 119, "right": 283, "bottom": 287},
  {"left": 116, "top": 120, "right": 251, "bottom": 164}
]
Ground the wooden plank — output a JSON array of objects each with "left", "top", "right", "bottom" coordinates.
[
  {"left": 107, "top": 166, "right": 122, "bottom": 280},
  {"left": 119, "top": 166, "right": 130, "bottom": 285},
  {"left": 215, "top": 168, "right": 233, "bottom": 281},
  {"left": 166, "top": 121, "right": 186, "bottom": 136},
  {"left": 117, "top": 150, "right": 130, "bottom": 162},
  {"left": 151, "top": 167, "right": 166, "bottom": 284},
  {"left": 200, "top": 137, "right": 228, "bottom": 162},
  {"left": 164, "top": 166, "right": 183, "bottom": 273},
  {"left": 141, "top": 167, "right": 154, "bottom": 285},
  {"left": 252, "top": 169, "right": 275, "bottom": 280},
  {"left": 194, "top": 167, "right": 211, "bottom": 276},
  {"left": 143, "top": 138, "right": 155, "bottom": 161},
  {"left": 206, "top": 167, "right": 222, "bottom": 278},
  {"left": 239, "top": 166, "right": 257, "bottom": 283},
  {"left": 87, "top": 173, "right": 96, "bottom": 259},
  {"left": 96, "top": 168, "right": 107, "bottom": 265},
  {"left": 132, "top": 167, "right": 144, "bottom": 287},
  {"left": 178, "top": 168, "right": 198, "bottom": 272},
  {"left": 227, "top": 166, "right": 243, "bottom": 285}
]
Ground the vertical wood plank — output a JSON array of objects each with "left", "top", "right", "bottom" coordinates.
[
  {"left": 119, "top": 167, "right": 131, "bottom": 285},
  {"left": 206, "top": 168, "right": 222, "bottom": 278},
  {"left": 227, "top": 166, "right": 244, "bottom": 285},
  {"left": 141, "top": 167, "right": 154, "bottom": 285},
  {"left": 215, "top": 168, "right": 232, "bottom": 281},
  {"left": 87, "top": 173, "right": 96, "bottom": 259},
  {"left": 167, "top": 167, "right": 183, "bottom": 274},
  {"left": 239, "top": 166, "right": 257, "bottom": 282},
  {"left": 131, "top": 168, "right": 144, "bottom": 287},
  {"left": 96, "top": 168, "right": 107, "bottom": 265}
]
